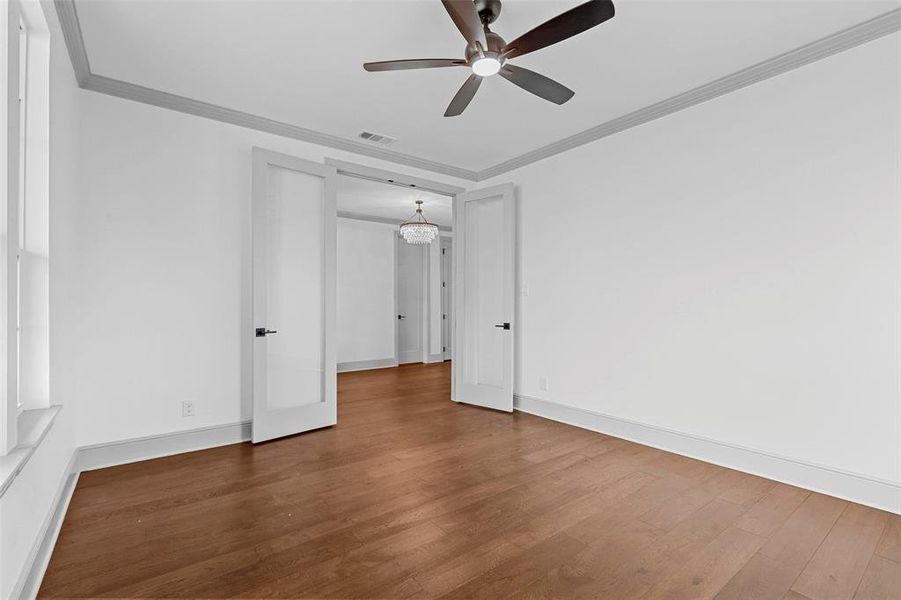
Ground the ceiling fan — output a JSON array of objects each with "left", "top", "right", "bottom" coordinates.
[{"left": 363, "top": 0, "right": 615, "bottom": 117}]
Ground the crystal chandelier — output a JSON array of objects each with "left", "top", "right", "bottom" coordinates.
[{"left": 399, "top": 200, "right": 439, "bottom": 245}]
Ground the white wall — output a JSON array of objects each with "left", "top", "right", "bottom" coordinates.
[
  {"left": 336, "top": 217, "right": 395, "bottom": 365},
  {"left": 484, "top": 33, "right": 901, "bottom": 490},
  {"left": 71, "top": 93, "right": 469, "bottom": 447},
  {"left": 0, "top": 0, "right": 80, "bottom": 596}
]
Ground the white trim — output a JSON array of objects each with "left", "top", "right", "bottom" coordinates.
[
  {"left": 337, "top": 358, "right": 398, "bottom": 373},
  {"left": 51, "top": 0, "right": 88, "bottom": 85},
  {"left": 0, "top": 406, "right": 60, "bottom": 497},
  {"left": 424, "top": 353, "right": 445, "bottom": 364},
  {"left": 51, "top": 1, "right": 901, "bottom": 181},
  {"left": 78, "top": 421, "right": 251, "bottom": 472},
  {"left": 13, "top": 451, "right": 78, "bottom": 600},
  {"left": 514, "top": 394, "right": 901, "bottom": 515}
]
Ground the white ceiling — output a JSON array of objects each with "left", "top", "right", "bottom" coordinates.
[
  {"left": 337, "top": 175, "right": 453, "bottom": 227},
  {"left": 76, "top": 0, "right": 896, "bottom": 172}
]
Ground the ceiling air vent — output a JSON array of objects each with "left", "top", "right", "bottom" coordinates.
[{"left": 358, "top": 131, "right": 398, "bottom": 146}]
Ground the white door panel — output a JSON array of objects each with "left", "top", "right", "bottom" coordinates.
[
  {"left": 396, "top": 239, "right": 423, "bottom": 364},
  {"left": 252, "top": 148, "right": 337, "bottom": 443},
  {"left": 454, "top": 184, "right": 515, "bottom": 412}
]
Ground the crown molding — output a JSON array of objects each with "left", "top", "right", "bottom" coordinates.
[
  {"left": 477, "top": 7, "right": 901, "bottom": 181},
  {"left": 54, "top": 0, "right": 901, "bottom": 183},
  {"left": 81, "top": 73, "right": 481, "bottom": 181},
  {"left": 52, "top": 0, "right": 479, "bottom": 181},
  {"left": 53, "top": 0, "right": 90, "bottom": 86}
]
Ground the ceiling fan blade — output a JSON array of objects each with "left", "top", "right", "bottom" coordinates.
[
  {"left": 502, "top": 0, "right": 615, "bottom": 60},
  {"left": 364, "top": 59, "right": 467, "bottom": 72},
  {"left": 499, "top": 64, "right": 574, "bottom": 105},
  {"left": 444, "top": 74, "right": 482, "bottom": 117},
  {"left": 441, "top": 0, "right": 488, "bottom": 49}
]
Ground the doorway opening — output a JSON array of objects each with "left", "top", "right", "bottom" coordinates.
[{"left": 331, "top": 162, "right": 457, "bottom": 392}]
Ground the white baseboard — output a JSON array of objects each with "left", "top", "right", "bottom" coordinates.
[
  {"left": 398, "top": 352, "right": 421, "bottom": 365},
  {"left": 337, "top": 358, "right": 398, "bottom": 373},
  {"left": 78, "top": 421, "right": 252, "bottom": 472},
  {"left": 13, "top": 451, "right": 79, "bottom": 600},
  {"left": 424, "top": 353, "right": 445, "bottom": 364},
  {"left": 514, "top": 394, "right": 901, "bottom": 515}
]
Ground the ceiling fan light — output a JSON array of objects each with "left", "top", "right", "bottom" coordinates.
[{"left": 471, "top": 56, "right": 501, "bottom": 77}]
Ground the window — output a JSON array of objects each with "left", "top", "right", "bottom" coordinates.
[
  {"left": 1, "top": 0, "right": 50, "bottom": 456},
  {"left": 17, "top": 20, "right": 27, "bottom": 413}
]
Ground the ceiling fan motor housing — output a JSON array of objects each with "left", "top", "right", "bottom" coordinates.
[
  {"left": 474, "top": 0, "right": 502, "bottom": 25},
  {"left": 465, "top": 31, "right": 506, "bottom": 63}
]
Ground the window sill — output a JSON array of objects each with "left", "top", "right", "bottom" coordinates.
[{"left": 0, "top": 405, "right": 61, "bottom": 497}]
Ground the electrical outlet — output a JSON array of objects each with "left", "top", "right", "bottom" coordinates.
[
  {"left": 182, "top": 401, "right": 195, "bottom": 417},
  {"left": 539, "top": 376, "right": 549, "bottom": 392}
]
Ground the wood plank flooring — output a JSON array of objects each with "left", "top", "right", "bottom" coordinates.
[{"left": 39, "top": 362, "right": 901, "bottom": 599}]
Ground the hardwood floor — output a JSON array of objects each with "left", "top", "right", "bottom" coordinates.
[{"left": 40, "top": 362, "right": 900, "bottom": 599}]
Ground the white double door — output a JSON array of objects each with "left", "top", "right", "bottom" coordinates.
[
  {"left": 249, "top": 149, "right": 516, "bottom": 441},
  {"left": 251, "top": 149, "right": 337, "bottom": 443}
]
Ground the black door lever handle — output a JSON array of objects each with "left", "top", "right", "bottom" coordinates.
[
  {"left": 495, "top": 323, "right": 510, "bottom": 330},
  {"left": 255, "top": 328, "right": 278, "bottom": 337}
]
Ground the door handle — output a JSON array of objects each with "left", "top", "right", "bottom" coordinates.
[
  {"left": 255, "top": 327, "right": 278, "bottom": 337},
  {"left": 398, "top": 315, "right": 406, "bottom": 320},
  {"left": 495, "top": 322, "right": 510, "bottom": 330}
]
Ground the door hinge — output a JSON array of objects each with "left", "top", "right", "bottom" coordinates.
[
  {"left": 442, "top": 281, "right": 446, "bottom": 287},
  {"left": 442, "top": 248, "right": 445, "bottom": 255},
  {"left": 442, "top": 314, "right": 446, "bottom": 320},
  {"left": 443, "top": 346, "right": 446, "bottom": 352}
]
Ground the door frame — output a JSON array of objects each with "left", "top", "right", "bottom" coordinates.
[{"left": 243, "top": 147, "right": 338, "bottom": 441}]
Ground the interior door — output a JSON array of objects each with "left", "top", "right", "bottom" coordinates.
[
  {"left": 453, "top": 184, "right": 515, "bottom": 412},
  {"left": 396, "top": 238, "right": 423, "bottom": 364},
  {"left": 251, "top": 148, "right": 337, "bottom": 443}
]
